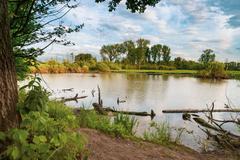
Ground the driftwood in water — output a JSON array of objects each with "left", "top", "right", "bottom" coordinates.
[
  {"left": 117, "top": 97, "right": 126, "bottom": 105},
  {"left": 61, "top": 94, "right": 88, "bottom": 102},
  {"left": 97, "top": 85, "right": 103, "bottom": 106},
  {"left": 62, "top": 88, "right": 74, "bottom": 92},
  {"left": 162, "top": 109, "right": 240, "bottom": 113},
  {"left": 92, "top": 103, "right": 156, "bottom": 119},
  {"left": 181, "top": 102, "right": 240, "bottom": 151}
]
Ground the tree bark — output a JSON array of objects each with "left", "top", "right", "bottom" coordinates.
[{"left": 0, "top": 0, "right": 20, "bottom": 131}]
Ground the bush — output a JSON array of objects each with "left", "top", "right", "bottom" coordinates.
[
  {"left": 158, "top": 65, "right": 176, "bottom": 70},
  {"left": 63, "top": 61, "right": 81, "bottom": 73},
  {"left": 198, "top": 62, "right": 228, "bottom": 79},
  {"left": 1, "top": 81, "right": 86, "bottom": 159},
  {"left": 1, "top": 111, "right": 85, "bottom": 160},
  {"left": 139, "top": 64, "right": 158, "bottom": 70},
  {"left": 81, "top": 65, "right": 89, "bottom": 73},
  {"left": 95, "top": 62, "right": 110, "bottom": 72},
  {"left": 106, "top": 62, "right": 121, "bottom": 70},
  {"left": 144, "top": 121, "right": 171, "bottom": 145},
  {"left": 121, "top": 64, "right": 138, "bottom": 70}
]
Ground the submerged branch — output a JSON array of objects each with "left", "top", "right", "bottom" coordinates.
[{"left": 162, "top": 109, "right": 240, "bottom": 113}]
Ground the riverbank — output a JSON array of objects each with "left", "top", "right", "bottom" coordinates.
[
  {"left": 112, "top": 69, "right": 197, "bottom": 75},
  {"left": 80, "top": 128, "right": 237, "bottom": 160},
  {"left": 31, "top": 66, "right": 240, "bottom": 79},
  {"left": 112, "top": 69, "right": 240, "bottom": 79}
]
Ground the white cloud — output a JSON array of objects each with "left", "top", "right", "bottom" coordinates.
[{"left": 37, "top": 0, "right": 240, "bottom": 61}]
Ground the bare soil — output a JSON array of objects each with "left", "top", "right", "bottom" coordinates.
[{"left": 80, "top": 128, "right": 237, "bottom": 160}]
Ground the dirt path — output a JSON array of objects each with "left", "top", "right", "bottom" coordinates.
[{"left": 80, "top": 128, "right": 233, "bottom": 160}]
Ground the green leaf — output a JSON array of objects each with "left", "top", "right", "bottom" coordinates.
[
  {"left": 10, "top": 146, "right": 20, "bottom": 160},
  {"left": 50, "top": 136, "right": 60, "bottom": 147},
  {"left": 11, "top": 129, "right": 29, "bottom": 144},
  {"left": 33, "top": 135, "right": 47, "bottom": 144},
  {"left": 59, "top": 133, "right": 68, "bottom": 144},
  {"left": 0, "top": 131, "right": 6, "bottom": 141},
  {"left": 19, "top": 84, "right": 28, "bottom": 91}
]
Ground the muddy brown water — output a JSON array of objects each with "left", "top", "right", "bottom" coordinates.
[{"left": 35, "top": 73, "right": 240, "bottom": 151}]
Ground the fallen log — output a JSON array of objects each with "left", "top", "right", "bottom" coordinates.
[
  {"left": 92, "top": 103, "right": 156, "bottom": 119},
  {"left": 162, "top": 109, "right": 240, "bottom": 113},
  {"left": 61, "top": 94, "right": 88, "bottom": 102},
  {"left": 62, "top": 88, "right": 74, "bottom": 92}
]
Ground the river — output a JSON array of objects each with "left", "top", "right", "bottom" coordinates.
[{"left": 38, "top": 73, "right": 240, "bottom": 151}]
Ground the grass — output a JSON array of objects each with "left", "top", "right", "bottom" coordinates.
[
  {"left": 76, "top": 109, "right": 177, "bottom": 146},
  {"left": 227, "top": 70, "right": 240, "bottom": 79},
  {"left": 112, "top": 69, "right": 240, "bottom": 79},
  {"left": 76, "top": 109, "right": 138, "bottom": 138},
  {"left": 143, "top": 121, "right": 172, "bottom": 146}
]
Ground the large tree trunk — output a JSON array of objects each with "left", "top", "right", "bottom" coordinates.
[{"left": 0, "top": 0, "right": 20, "bottom": 131}]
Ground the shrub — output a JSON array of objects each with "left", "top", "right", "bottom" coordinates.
[
  {"left": 1, "top": 111, "right": 85, "bottom": 160},
  {"left": 81, "top": 65, "right": 89, "bottom": 73},
  {"left": 198, "top": 62, "right": 228, "bottom": 79},
  {"left": 63, "top": 61, "right": 81, "bottom": 73},
  {"left": 139, "top": 64, "right": 158, "bottom": 70},
  {"left": 1, "top": 80, "right": 86, "bottom": 159},
  {"left": 121, "top": 64, "right": 138, "bottom": 70},
  {"left": 158, "top": 65, "right": 176, "bottom": 70},
  {"left": 144, "top": 121, "right": 171, "bottom": 145},
  {"left": 106, "top": 62, "right": 121, "bottom": 70},
  {"left": 95, "top": 62, "right": 110, "bottom": 72}
]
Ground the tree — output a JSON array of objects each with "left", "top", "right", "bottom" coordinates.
[
  {"left": 150, "top": 44, "right": 162, "bottom": 63},
  {"left": 162, "top": 45, "right": 171, "bottom": 64},
  {"left": 199, "top": 49, "right": 215, "bottom": 65},
  {"left": 96, "top": 0, "right": 161, "bottom": 13},
  {"left": 0, "top": 0, "right": 20, "bottom": 131},
  {"left": 174, "top": 57, "right": 183, "bottom": 69},
  {"left": 10, "top": 0, "right": 83, "bottom": 80},
  {"left": 122, "top": 40, "right": 136, "bottom": 64},
  {"left": 100, "top": 44, "right": 123, "bottom": 62},
  {"left": 75, "top": 53, "right": 95, "bottom": 62},
  {"left": 135, "top": 38, "right": 150, "bottom": 67}
]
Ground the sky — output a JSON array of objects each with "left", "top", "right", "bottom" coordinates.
[{"left": 38, "top": 0, "right": 240, "bottom": 62}]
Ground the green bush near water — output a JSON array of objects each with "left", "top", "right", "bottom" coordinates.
[
  {"left": 197, "top": 62, "right": 228, "bottom": 79},
  {"left": 95, "top": 62, "right": 111, "bottom": 72},
  {"left": 0, "top": 80, "right": 86, "bottom": 160}
]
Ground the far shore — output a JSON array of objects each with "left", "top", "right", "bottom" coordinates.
[{"left": 31, "top": 69, "right": 240, "bottom": 79}]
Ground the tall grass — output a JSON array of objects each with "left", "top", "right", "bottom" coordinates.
[
  {"left": 143, "top": 121, "right": 171, "bottom": 145},
  {"left": 77, "top": 110, "right": 138, "bottom": 138},
  {"left": 113, "top": 114, "right": 138, "bottom": 136}
]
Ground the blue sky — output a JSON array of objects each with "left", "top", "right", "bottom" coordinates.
[{"left": 39, "top": 0, "right": 240, "bottom": 61}]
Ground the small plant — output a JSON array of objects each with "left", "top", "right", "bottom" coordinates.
[
  {"left": 113, "top": 114, "right": 138, "bottom": 136},
  {"left": 19, "top": 76, "right": 50, "bottom": 113},
  {"left": 144, "top": 121, "right": 171, "bottom": 145}
]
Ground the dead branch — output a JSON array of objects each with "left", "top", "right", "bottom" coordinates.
[
  {"left": 60, "top": 94, "right": 87, "bottom": 102},
  {"left": 162, "top": 109, "right": 240, "bottom": 113},
  {"left": 92, "top": 103, "right": 156, "bottom": 119}
]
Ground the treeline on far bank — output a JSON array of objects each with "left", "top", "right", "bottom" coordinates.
[{"left": 32, "top": 39, "right": 240, "bottom": 79}]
